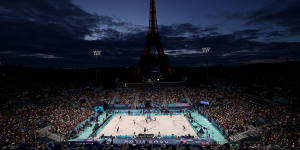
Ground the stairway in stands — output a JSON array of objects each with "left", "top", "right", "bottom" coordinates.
[
  {"left": 38, "top": 126, "right": 65, "bottom": 142},
  {"left": 133, "top": 91, "right": 141, "bottom": 109},
  {"left": 245, "top": 95, "right": 274, "bottom": 107},
  {"left": 111, "top": 90, "right": 120, "bottom": 104},
  {"left": 183, "top": 89, "right": 192, "bottom": 103},
  {"left": 162, "top": 89, "right": 168, "bottom": 108},
  {"left": 229, "top": 125, "right": 259, "bottom": 141}
]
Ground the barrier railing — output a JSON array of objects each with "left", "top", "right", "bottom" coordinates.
[{"left": 201, "top": 112, "right": 229, "bottom": 137}]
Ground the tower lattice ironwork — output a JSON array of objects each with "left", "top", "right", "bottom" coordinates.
[{"left": 137, "top": 0, "right": 172, "bottom": 79}]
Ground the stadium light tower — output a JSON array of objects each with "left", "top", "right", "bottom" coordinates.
[
  {"left": 93, "top": 50, "right": 102, "bottom": 85},
  {"left": 202, "top": 47, "right": 211, "bottom": 101},
  {"left": 93, "top": 50, "right": 102, "bottom": 56},
  {"left": 202, "top": 47, "right": 210, "bottom": 68},
  {"left": 202, "top": 47, "right": 210, "bottom": 53},
  {"left": 202, "top": 47, "right": 211, "bottom": 80}
]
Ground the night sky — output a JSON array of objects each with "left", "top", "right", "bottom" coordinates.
[{"left": 0, "top": 0, "right": 300, "bottom": 68}]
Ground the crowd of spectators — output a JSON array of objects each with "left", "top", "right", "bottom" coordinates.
[
  {"left": 0, "top": 87, "right": 113, "bottom": 146},
  {"left": 138, "top": 88, "right": 164, "bottom": 106},
  {"left": 196, "top": 88, "right": 289, "bottom": 136},
  {"left": 186, "top": 84, "right": 300, "bottom": 148},
  {"left": 258, "top": 111, "right": 300, "bottom": 149},
  {"left": 118, "top": 88, "right": 136, "bottom": 104},
  {"left": 1, "top": 83, "right": 299, "bottom": 149},
  {"left": 205, "top": 98, "right": 262, "bottom": 135},
  {"left": 166, "top": 88, "right": 186, "bottom": 104},
  {"left": 183, "top": 81, "right": 300, "bottom": 149},
  {"left": 186, "top": 87, "right": 226, "bottom": 103},
  {"left": 83, "top": 90, "right": 113, "bottom": 107}
]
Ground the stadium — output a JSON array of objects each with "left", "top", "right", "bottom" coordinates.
[
  {"left": 1, "top": 0, "right": 300, "bottom": 149},
  {"left": 1, "top": 64, "right": 299, "bottom": 149}
]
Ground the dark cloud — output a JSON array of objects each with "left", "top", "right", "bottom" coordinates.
[
  {"left": 246, "top": 0, "right": 300, "bottom": 35},
  {"left": 208, "top": 11, "right": 248, "bottom": 21},
  {"left": 0, "top": 0, "right": 136, "bottom": 67},
  {"left": 159, "top": 23, "right": 201, "bottom": 37},
  {"left": 0, "top": 0, "right": 100, "bottom": 38},
  {"left": 265, "top": 31, "right": 285, "bottom": 38},
  {"left": 0, "top": 0, "right": 129, "bottom": 42},
  {"left": 158, "top": 23, "right": 219, "bottom": 38},
  {"left": 0, "top": 0, "right": 299, "bottom": 67},
  {"left": 211, "top": 0, "right": 299, "bottom": 41},
  {"left": 231, "top": 29, "right": 261, "bottom": 41}
]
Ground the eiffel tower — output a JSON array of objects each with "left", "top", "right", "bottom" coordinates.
[{"left": 137, "top": 0, "right": 172, "bottom": 80}]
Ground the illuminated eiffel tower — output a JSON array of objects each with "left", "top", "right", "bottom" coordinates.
[{"left": 137, "top": 0, "right": 172, "bottom": 80}]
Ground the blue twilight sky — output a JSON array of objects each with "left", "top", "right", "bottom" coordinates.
[
  {"left": 0, "top": 0, "right": 299, "bottom": 67},
  {"left": 74, "top": 0, "right": 263, "bottom": 30}
]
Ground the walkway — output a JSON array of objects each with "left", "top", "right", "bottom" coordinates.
[
  {"left": 71, "top": 112, "right": 107, "bottom": 140},
  {"left": 190, "top": 111, "right": 228, "bottom": 144},
  {"left": 38, "top": 126, "right": 64, "bottom": 142}
]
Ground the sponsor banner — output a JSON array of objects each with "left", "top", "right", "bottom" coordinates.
[
  {"left": 114, "top": 138, "right": 178, "bottom": 144},
  {"left": 136, "top": 104, "right": 145, "bottom": 108},
  {"left": 94, "top": 106, "right": 104, "bottom": 112},
  {"left": 168, "top": 103, "right": 190, "bottom": 108},
  {"left": 136, "top": 104, "right": 164, "bottom": 108},
  {"left": 200, "top": 101, "right": 209, "bottom": 105},
  {"left": 69, "top": 138, "right": 213, "bottom": 146},
  {"left": 109, "top": 104, "right": 132, "bottom": 109}
]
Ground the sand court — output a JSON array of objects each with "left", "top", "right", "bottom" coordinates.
[{"left": 95, "top": 114, "right": 198, "bottom": 139}]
